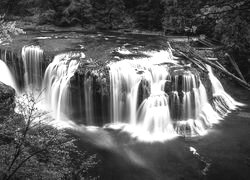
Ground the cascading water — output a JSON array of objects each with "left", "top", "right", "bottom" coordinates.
[
  {"left": 0, "top": 49, "right": 25, "bottom": 90},
  {"left": 207, "top": 65, "right": 244, "bottom": 116},
  {"left": 84, "top": 73, "right": 94, "bottom": 124},
  {"left": 168, "top": 67, "right": 221, "bottom": 136},
  {"left": 1, "top": 39, "right": 243, "bottom": 142},
  {"left": 108, "top": 51, "right": 177, "bottom": 141},
  {"left": 0, "top": 59, "right": 18, "bottom": 91},
  {"left": 108, "top": 49, "right": 243, "bottom": 141},
  {"left": 22, "top": 45, "right": 44, "bottom": 90},
  {"left": 42, "top": 52, "right": 83, "bottom": 121}
]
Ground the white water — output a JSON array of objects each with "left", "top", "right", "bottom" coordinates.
[
  {"left": 108, "top": 50, "right": 244, "bottom": 141},
  {"left": 170, "top": 68, "right": 221, "bottom": 136},
  {"left": 108, "top": 50, "right": 178, "bottom": 141},
  {"left": 84, "top": 73, "right": 94, "bottom": 124},
  {"left": 207, "top": 65, "right": 244, "bottom": 116},
  {"left": 22, "top": 45, "right": 44, "bottom": 90},
  {"left": 2, "top": 42, "right": 244, "bottom": 142},
  {"left": 0, "top": 59, "right": 18, "bottom": 91},
  {"left": 42, "top": 52, "right": 83, "bottom": 121}
]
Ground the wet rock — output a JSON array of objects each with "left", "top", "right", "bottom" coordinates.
[
  {"left": 137, "top": 78, "right": 151, "bottom": 108},
  {"left": 0, "top": 82, "right": 15, "bottom": 120},
  {"left": 164, "top": 80, "right": 172, "bottom": 95},
  {"left": 68, "top": 60, "right": 110, "bottom": 126}
]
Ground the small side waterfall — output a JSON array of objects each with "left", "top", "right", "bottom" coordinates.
[
  {"left": 0, "top": 49, "right": 24, "bottom": 90},
  {"left": 0, "top": 59, "right": 18, "bottom": 91},
  {"left": 207, "top": 65, "right": 244, "bottom": 116},
  {"left": 22, "top": 45, "right": 44, "bottom": 90}
]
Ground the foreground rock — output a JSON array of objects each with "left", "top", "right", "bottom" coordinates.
[{"left": 0, "top": 82, "right": 15, "bottom": 120}]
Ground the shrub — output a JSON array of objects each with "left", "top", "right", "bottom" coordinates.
[
  {"left": 0, "top": 93, "right": 98, "bottom": 180},
  {"left": 0, "top": 14, "right": 25, "bottom": 43}
]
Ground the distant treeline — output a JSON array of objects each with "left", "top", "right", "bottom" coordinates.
[
  {"left": 0, "top": 0, "right": 249, "bottom": 51},
  {"left": 0, "top": 0, "right": 164, "bottom": 30}
]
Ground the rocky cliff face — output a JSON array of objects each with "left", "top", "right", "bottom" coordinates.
[{"left": 0, "top": 82, "right": 15, "bottom": 120}]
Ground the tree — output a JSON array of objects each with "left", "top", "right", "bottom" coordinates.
[
  {"left": 0, "top": 0, "right": 20, "bottom": 14},
  {"left": 161, "top": 0, "right": 202, "bottom": 34},
  {"left": 135, "top": 0, "right": 163, "bottom": 30},
  {"left": 0, "top": 14, "right": 24, "bottom": 43},
  {"left": 0, "top": 93, "right": 97, "bottom": 179},
  {"left": 199, "top": 0, "right": 250, "bottom": 51},
  {"left": 197, "top": 0, "right": 250, "bottom": 80},
  {"left": 59, "top": 0, "right": 93, "bottom": 26},
  {"left": 91, "top": 0, "right": 126, "bottom": 29},
  {"left": 79, "top": 0, "right": 93, "bottom": 26}
]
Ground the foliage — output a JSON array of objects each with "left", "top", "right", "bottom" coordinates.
[
  {"left": 91, "top": 0, "right": 126, "bottom": 29},
  {"left": 0, "top": 15, "right": 25, "bottom": 42},
  {"left": 161, "top": 0, "right": 203, "bottom": 34},
  {"left": 0, "top": 93, "right": 97, "bottom": 180},
  {"left": 123, "top": 0, "right": 163, "bottom": 30},
  {"left": 199, "top": 0, "right": 250, "bottom": 52},
  {"left": 0, "top": 0, "right": 249, "bottom": 54}
]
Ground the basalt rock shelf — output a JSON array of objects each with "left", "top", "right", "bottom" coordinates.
[{"left": 0, "top": 36, "right": 244, "bottom": 142}]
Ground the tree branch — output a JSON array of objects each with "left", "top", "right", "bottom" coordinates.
[{"left": 4, "top": 148, "right": 47, "bottom": 180}]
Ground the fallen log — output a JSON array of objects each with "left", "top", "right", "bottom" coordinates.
[
  {"left": 215, "top": 61, "right": 227, "bottom": 71},
  {"left": 207, "top": 57, "right": 218, "bottom": 61},
  {"left": 199, "top": 39, "right": 213, "bottom": 47},
  {"left": 225, "top": 53, "right": 246, "bottom": 82},
  {"left": 176, "top": 50, "right": 208, "bottom": 73},
  {"left": 188, "top": 50, "right": 250, "bottom": 90}
]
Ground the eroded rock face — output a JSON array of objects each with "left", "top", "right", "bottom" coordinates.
[
  {"left": 0, "top": 82, "right": 15, "bottom": 119},
  {"left": 67, "top": 60, "right": 110, "bottom": 125}
]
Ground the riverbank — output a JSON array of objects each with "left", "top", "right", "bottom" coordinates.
[{"left": 12, "top": 18, "right": 198, "bottom": 38}]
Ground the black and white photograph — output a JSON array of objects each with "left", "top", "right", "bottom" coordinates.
[{"left": 0, "top": 0, "right": 250, "bottom": 179}]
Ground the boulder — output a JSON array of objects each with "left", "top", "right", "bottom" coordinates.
[{"left": 0, "top": 82, "right": 15, "bottom": 119}]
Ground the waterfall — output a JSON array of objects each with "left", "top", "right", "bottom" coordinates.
[
  {"left": 109, "top": 60, "right": 141, "bottom": 124},
  {"left": 84, "top": 72, "right": 94, "bottom": 124},
  {"left": 207, "top": 65, "right": 244, "bottom": 116},
  {"left": 170, "top": 69, "right": 200, "bottom": 121},
  {"left": 22, "top": 45, "right": 44, "bottom": 90},
  {"left": 1, "top": 41, "right": 243, "bottom": 142},
  {"left": 108, "top": 49, "right": 243, "bottom": 140},
  {"left": 109, "top": 58, "right": 173, "bottom": 125},
  {"left": 168, "top": 67, "right": 221, "bottom": 136},
  {"left": 0, "top": 49, "right": 25, "bottom": 90},
  {"left": 137, "top": 92, "right": 175, "bottom": 139},
  {"left": 43, "top": 52, "right": 83, "bottom": 121},
  {"left": 0, "top": 59, "right": 18, "bottom": 91},
  {"left": 108, "top": 50, "right": 178, "bottom": 141}
]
